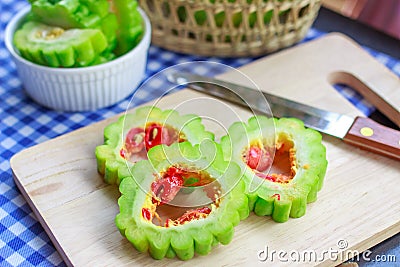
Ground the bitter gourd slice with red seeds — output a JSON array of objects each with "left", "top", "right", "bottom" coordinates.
[
  {"left": 221, "top": 116, "right": 327, "bottom": 223},
  {"left": 95, "top": 106, "right": 214, "bottom": 185},
  {"left": 115, "top": 141, "right": 249, "bottom": 260},
  {"left": 13, "top": 21, "right": 108, "bottom": 67}
]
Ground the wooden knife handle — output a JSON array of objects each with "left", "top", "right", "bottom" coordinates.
[{"left": 343, "top": 116, "right": 400, "bottom": 160}]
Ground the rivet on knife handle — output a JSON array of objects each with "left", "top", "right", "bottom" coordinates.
[{"left": 343, "top": 116, "right": 400, "bottom": 160}]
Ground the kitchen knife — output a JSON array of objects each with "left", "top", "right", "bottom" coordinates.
[{"left": 167, "top": 72, "right": 400, "bottom": 161}]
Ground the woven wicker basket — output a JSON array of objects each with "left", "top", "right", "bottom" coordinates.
[{"left": 138, "top": 0, "right": 321, "bottom": 57}]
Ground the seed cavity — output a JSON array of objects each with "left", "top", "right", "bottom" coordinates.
[{"left": 36, "top": 28, "right": 64, "bottom": 40}]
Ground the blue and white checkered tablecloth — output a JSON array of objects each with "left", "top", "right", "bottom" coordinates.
[{"left": 1, "top": 2, "right": 400, "bottom": 267}]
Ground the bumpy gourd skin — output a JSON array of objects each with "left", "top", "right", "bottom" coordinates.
[
  {"left": 221, "top": 116, "right": 327, "bottom": 223},
  {"left": 30, "top": 0, "right": 110, "bottom": 29},
  {"left": 109, "top": 0, "right": 144, "bottom": 56},
  {"left": 115, "top": 141, "right": 249, "bottom": 260},
  {"left": 29, "top": 0, "right": 118, "bottom": 54},
  {"left": 95, "top": 106, "right": 214, "bottom": 185},
  {"left": 14, "top": 21, "right": 108, "bottom": 67}
]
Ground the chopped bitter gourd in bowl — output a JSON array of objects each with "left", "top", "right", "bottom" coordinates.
[
  {"left": 4, "top": 2, "right": 151, "bottom": 111},
  {"left": 14, "top": 0, "right": 142, "bottom": 67}
]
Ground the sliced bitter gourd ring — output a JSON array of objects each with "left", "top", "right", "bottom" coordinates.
[
  {"left": 115, "top": 141, "right": 249, "bottom": 260},
  {"left": 95, "top": 106, "right": 215, "bottom": 185},
  {"left": 108, "top": 0, "right": 144, "bottom": 56},
  {"left": 221, "top": 116, "right": 327, "bottom": 223},
  {"left": 13, "top": 21, "right": 108, "bottom": 67},
  {"left": 30, "top": 0, "right": 118, "bottom": 54}
]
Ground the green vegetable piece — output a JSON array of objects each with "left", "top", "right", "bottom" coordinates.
[
  {"left": 29, "top": 0, "right": 117, "bottom": 53},
  {"left": 115, "top": 141, "right": 249, "bottom": 260},
  {"left": 97, "top": 13, "right": 118, "bottom": 52},
  {"left": 109, "top": 0, "right": 144, "bottom": 56},
  {"left": 86, "top": 51, "right": 116, "bottom": 67},
  {"left": 30, "top": 0, "right": 109, "bottom": 29},
  {"left": 95, "top": 106, "right": 215, "bottom": 185},
  {"left": 13, "top": 21, "right": 108, "bottom": 67},
  {"left": 264, "top": 10, "right": 273, "bottom": 24},
  {"left": 177, "top": 6, "right": 187, "bottom": 23},
  {"left": 194, "top": 10, "right": 207, "bottom": 26},
  {"left": 221, "top": 116, "right": 327, "bottom": 223},
  {"left": 80, "top": 0, "right": 109, "bottom": 18}
]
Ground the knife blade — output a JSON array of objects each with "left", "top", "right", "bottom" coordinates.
[{"left": 167, "top": 72, "right": 400, "bottom": 161}]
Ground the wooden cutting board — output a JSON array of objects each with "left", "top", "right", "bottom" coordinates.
[{"left": 11, "top": 33, "right": 400, "bottom": 266}]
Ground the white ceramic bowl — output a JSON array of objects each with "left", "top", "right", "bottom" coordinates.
[{"left": 5, "top": 6, "right": 151, "bottom": 111}]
